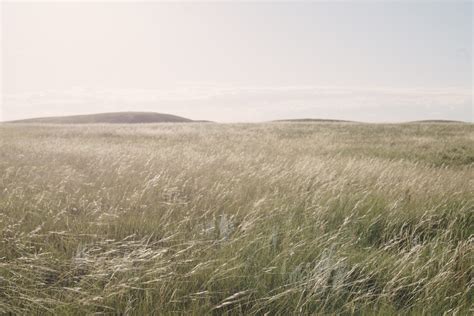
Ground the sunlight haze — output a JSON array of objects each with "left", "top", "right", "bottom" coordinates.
[{"left": 1, "top": 1, "right": 472, "bottom": 122}]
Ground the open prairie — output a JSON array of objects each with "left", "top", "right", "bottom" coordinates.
[{"left": 0, "top": 122, "right": 473, "bottom": 315}]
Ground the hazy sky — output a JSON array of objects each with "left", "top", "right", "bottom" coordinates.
[{"left": 1, "top": 1, "right": 472, "bottom": 122}]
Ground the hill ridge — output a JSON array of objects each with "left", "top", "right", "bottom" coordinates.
[{"left": 7, "top": 112, "right": 194, "bottom": 124}]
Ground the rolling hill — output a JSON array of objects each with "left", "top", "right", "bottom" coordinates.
[
  {"left": 8, "top": 112, "right": 194, "bottom": 124},
  {"left": 406, "top": 120, "right": 468, "bottom": 124}
]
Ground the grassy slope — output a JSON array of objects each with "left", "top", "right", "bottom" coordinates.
[
  {"left": 0, "top": 122, "right": 473, "bottom": 315},
  {"left": 8, "top": 111, "right": 193, "bottom": 124}
]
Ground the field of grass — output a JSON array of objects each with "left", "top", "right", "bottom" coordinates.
[{"left": 0, "top": 122, "right": 473, "bottom": 315}]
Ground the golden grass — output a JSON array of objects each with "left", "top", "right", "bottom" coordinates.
[{"left": 0, "top": 122, "right": 473, "bottom": 314}]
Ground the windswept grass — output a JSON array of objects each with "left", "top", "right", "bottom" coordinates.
[{"left": 0, "top": 122, "right": 472, "bottom": 314}]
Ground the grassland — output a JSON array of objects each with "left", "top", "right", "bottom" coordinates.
[{"left": 0, "top": 122, "right": 472, "bottom": 315}]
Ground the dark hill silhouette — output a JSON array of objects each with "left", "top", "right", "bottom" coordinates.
[
  {"left": 406, "top": 120, "right": 468, "bottom": 124},
  {"left": 8, "top": 112, "right": 194, "bottom": 124}
]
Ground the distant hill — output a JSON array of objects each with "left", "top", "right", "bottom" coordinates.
[
  {"left": 8, "top": 112, "right": 194, "bottom": 124},
  {"left": 274, "top": 119, "right": 471, "bottom": 124},
  {"left": 273, "top": 118, "right": 354, "bottom": 123},
  {"left": 406, "top": 120, "right": 469, "bottom": 124}
]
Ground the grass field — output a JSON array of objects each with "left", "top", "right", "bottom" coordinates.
[{"left": 0, "top": 122, "right": 473, "bottom": 315}]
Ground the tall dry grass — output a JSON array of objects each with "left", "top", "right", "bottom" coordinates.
[{"left": 0, "top": 122, "right": 472, "bottom": 314}]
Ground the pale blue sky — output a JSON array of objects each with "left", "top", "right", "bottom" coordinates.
[{"left": 1, "top": 1, "right": 472, "bottom": 122}]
